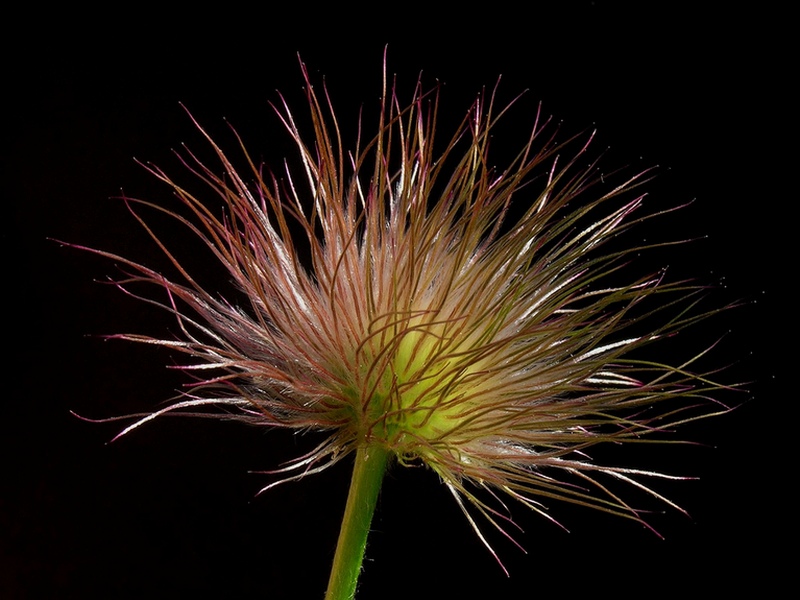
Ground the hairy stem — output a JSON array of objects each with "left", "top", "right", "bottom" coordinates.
[{"left": 325, "top": 444, "right": 389, "bottom": 600}]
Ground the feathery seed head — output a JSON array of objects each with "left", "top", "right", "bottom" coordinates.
[{"left": 85, "top": 60, "right": 728, "bottom": 558}]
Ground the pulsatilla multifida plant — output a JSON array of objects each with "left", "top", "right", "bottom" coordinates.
[{"left": 78, "top": 62, "right": 729, "bottom": 599}]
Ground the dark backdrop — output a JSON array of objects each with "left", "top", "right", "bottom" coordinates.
[{"left": 7, "top": 2, "right": 788, "bottom": 598}]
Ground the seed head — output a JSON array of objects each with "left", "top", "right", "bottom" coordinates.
[{"left": 81, "top": 60, "right": 728, "bottom": 564}]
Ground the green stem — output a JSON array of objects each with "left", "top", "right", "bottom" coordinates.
[{"left": 325, "top": 443, "right": 389, "bottom": 600}]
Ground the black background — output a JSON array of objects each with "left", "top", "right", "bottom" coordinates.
[{"left": 7, "top": 2, "right": 789, "bottom": 598}]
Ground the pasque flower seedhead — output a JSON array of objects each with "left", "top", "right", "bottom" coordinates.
[{"left": 80, "top": 59, "right": 728, "bottom": 574}]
